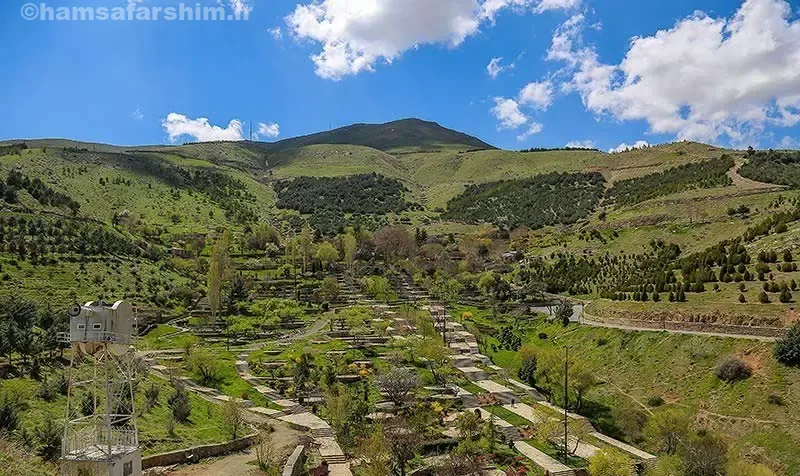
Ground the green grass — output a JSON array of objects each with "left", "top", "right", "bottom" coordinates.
[
  {"left": 486, "top": 405, "right": 534, "bottom": 427},
  {"left": 525, "top": 438, "right": 587, "bottom": 469},
  {"left": 0, "top": 374, "right": 230, "bottom": 456},
  {"left": 476, "top": 317, "right": 800, "bottom": 473}
]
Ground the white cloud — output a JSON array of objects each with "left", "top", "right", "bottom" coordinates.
[
  {"left": 287, "top": 0, "right": 570, "bottom": 80},
  {"left": 491, "top": 97, "right": 529, "bottom": 129},
  {"left": 533, "top": 0, "right": 580, "bottom": 13},
  {"left": 162, "top": 113, "right": 245, "bottom": 143},
  {"left": 517, "top": 122, "right": 543, "bottom": 141},
  {"left": 565, "top": 139, "right": 596, "bottom": 148},
  {"left": 548, "top": 0, "right": 800, "bottom": 146},
  {"left": 780, "top": 136, "right": 800, "bottom": 149},
  {"left": 519, "top": 80, "right": 553, "bottom": 110},
  {"left": 481, "top": 0, "right": 578, "bottom": 22},
  {"left": 268, "top": 27, "right": 283, "bottom": 40},
  {"left": 608, "top": 140, "right": 649, "bottom": 154},
  {"left": 131, "top": 107, "right": 144, "bottom": 121},
  {"left": 256, "top": 122, "right": 281, "bottom": 139},
  {"left": 487, "top": 57, "right": 515, "bottom": 78},
  {"left": 221, "top": 0, "right": 252, "bottom": 17}
]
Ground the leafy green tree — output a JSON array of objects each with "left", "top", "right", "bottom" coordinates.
[
  {"left": 320, "top": 277, "right": 340, "bottom": 303},
  {"left": 588, "top": 449, "right": 636, "bottom": 476},
  {"left": 775, "top": 322, "right": 800, "bottom": 366},
  {"left": 315, "top": 241, "right": 339, "bottom": 269},
  {"left": 207, "top": 231, "right": 231, "bottom": 320},
  {"left": 342, "top": 233, "right": 357, "bottom": 270}
]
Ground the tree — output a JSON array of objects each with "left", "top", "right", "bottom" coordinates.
[
  {"left": 168, "top": 383, "right": 192, "bottom": 423},
  {"left": 0, "top": 294, "right": 38, "bottom": 368},
  {"left": 375, "top": 368, "right": 418, "bottom": 408},
  {"left": 416, "top": 336, "right": 452, "bottom": 385},
  {"left": 775, "top": 322, "right": 800, "bottom": 366},
  {"left": 339, "top": 233, "right": 357, "bottom": 270},
  {"left": 555, "top": 300, "right": 574, "bottom": 327},
  {"left": 320, "top": 277, "right": 340, "bottom": 303},
  {"left": 384, "top": 417, "right": 422, "bottom": 476},
  {"left": 588, "top": 449, "right": 636, "bottom": 476},
  {"left": 644, "top": 410, "right": 690, "bottom": 455},
  {"left": 374, "top": 226, "right": 415, "bottom": 263},
  {"left": 292, "top": 352, "right": 314, "bottom": 405},
  {"left": 187, "top": 348, "right": 223, "bottom": 385},
  {"left": 779, "top": 287, "right": 793, "bottom": 303},
  {"left": 34, "top": 417, "right": 62, "bottom": 461},
  {"left": 478, "top": 272, "right": 511, "bottom": 316},
  {"left": 356, "top": 427, "right": 392, "bottom": 476},
  {"left": 254, "top": 433, "right": 282, "bottom": 476},
  {"left": 222, "top": 400, "right": 245, "bottom": 440},
  {"left": 455, "top": 411, "right": 482, "bottom": 440},
  {"left": 518, "top": 356, "right": 537, "bottom": 387},
  {"left": 298, "top": 225, "right": 314, "bottom": 272},
  {"left": 315, "top": 241, "right": 339, "bottom": 270},
  {"left": 682, "top": 430, "right": 727, "bottom": 476},
  {"left": 207, "top": 231, "right": 231, "bottom": 320}
]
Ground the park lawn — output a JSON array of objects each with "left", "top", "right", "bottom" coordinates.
[{"left": 486, "top": 405, "right": 534, "bottom": 427}]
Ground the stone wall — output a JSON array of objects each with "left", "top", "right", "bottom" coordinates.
[
  {"left": 281, "top": 445, "right": 307, "bottom": 476},
  {"left": 587, "top": 314, "right": 787, "bottom": 338},
  {"left": 141, "top": 433, "right": 258, "bottom": 469}
]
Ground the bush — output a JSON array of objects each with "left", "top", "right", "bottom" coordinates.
[
  {"left": 716, "top": 357, "right": 752, "bottom": 382},
  {"left": 775, "top": 323, "right": 800, "bottom": 366},
  {"left": 647, "top": 396, "right": 665, "bottom": 407},
  {"left": 779, "top": 288, "right": 793, "bottom": 303},
  {"left": 767, "top": 394, "right": 784, "bottom": 406},
  {"left": 759, "top": 291, "right": 770, "bottom": 303},
  {"left": 738, "top": 294, "right": 746, "bottom": 303},
  {"left": 168, "top": 384, "right": 192, "bottom": 423},
  {"left": 34, "top": 417, "right": 62, "bottom": 461},
  {"left": 0, "top": 395, "right": 20, "bottom": 432}
]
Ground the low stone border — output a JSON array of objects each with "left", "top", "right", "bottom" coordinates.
[
  {"left": 282, "top": 445, "right": 307, "bottom": 476},
  {"left": 141, "top": 433, "right": 258, "bottom": 469},
  {"left": 586, "top": 314, "right": 786, "bottom": 338}
]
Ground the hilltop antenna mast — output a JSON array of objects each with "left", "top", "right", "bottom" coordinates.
[
  {"left": 60, "top": 300, "right": 141, "bottom": 476},
  {"left": 249, "top": 120, "right": 253, "bottom": 141}
]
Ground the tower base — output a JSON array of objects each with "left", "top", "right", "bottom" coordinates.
[{"left": 62, "top": 448, "right": 141, "bottom": 476}]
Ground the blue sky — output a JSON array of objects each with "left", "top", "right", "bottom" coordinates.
[{"left": 1, "top": 0, "right": 799, "bottom": 151}]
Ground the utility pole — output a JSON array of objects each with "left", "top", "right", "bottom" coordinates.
[{"left": 564, "top": 345, "right": 569, "bottom": 465}]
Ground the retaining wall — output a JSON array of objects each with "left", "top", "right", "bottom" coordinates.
[
  {"left": 587, "top": 314, "right": 787, "bottom": 338},
  {"left": 141, "top": 433, "right": 258, "bottom": 469}
]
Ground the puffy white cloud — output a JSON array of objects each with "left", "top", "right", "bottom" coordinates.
[
  {"left": 487, "top": 57, "right": 515, "bottom": 78},
  {"left": 565, "top": 139, "right": 596, "bottom": 148},
  {"left": 224, "top": 0, "right": 252, "bottom": 17},
  {"left": 257, "top": 122, "right": 281, "bottom": 139},
  {"left": 268, "top": 27, "right": 283, "bottom": 40},
  {"left": 519, "top": 80, "right": 553, "bottom": 110},
  {"left": 491, "top": 97, "right": 528, "bottom": 129},
  {"left": 608, "top": 140, "right": 649, "bottom": 154},
  {"left": 517, "top": 122, "right": 543, "bottom": 141},
  {"left": 162, "top": 113, "right": 245, "bottom": 142},
  {"left": 549, "top": 0, "right": 800, "bottom": 146},
  {"left": 131, "top": 107, "right": 144, "bottom": 121},
  {"left": 287, "top": 0, "right": 571, "bottom": 80}
]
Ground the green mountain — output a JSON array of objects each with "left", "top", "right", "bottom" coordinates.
[{"left": 252, "top": 118, "right": 496, "bottom": 152}]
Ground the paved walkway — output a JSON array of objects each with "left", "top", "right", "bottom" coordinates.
[
  {"left": 513, "top": 442, "right": 573, "bottom": 475},
  {"left": 501, "top": 403, "right": 543, "bottom": 424}
]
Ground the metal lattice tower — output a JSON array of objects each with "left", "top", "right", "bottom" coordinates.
[{"left": 60, "top": 301, "right": 142, "bottom": 476}]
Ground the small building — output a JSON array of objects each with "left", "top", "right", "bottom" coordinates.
[{"left": 69, "top": 300, "right": 134, "bottom": 346}]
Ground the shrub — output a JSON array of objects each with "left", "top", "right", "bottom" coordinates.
[
  {"left": 168, "top": 384, "right": 192, "bottom": 423},
  {"left": 779, "top": 288, "right": 793, "bottom": 303},
  {"left": 716, "top": 357, "right": 752, "bottom": 382},
  {"left": 537, "top": 332, "right": 548, "bottom": 340},
  {"left": 647, "top": 396, "right": 665, "bottom": 407},
  {"left": 144, "top": 382, "right": 161, "bottom": 411},
  {"left": 775, "top": 323, "right": 800, "bottom": 366},
  {"left": 34, "top": 417, "right": 62, "bottom": 461},
  {"left": 767, "top": 394, "right": 784, "bottom": 406},
  {"left": 759, "top": 292, "right": 770, "bottom": 303},
  {"left": 0, "top": 395, "right": 20, "bottom": 432},
  {"left": 738, "top": 294, "right": 746, "bottom": 303}
]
